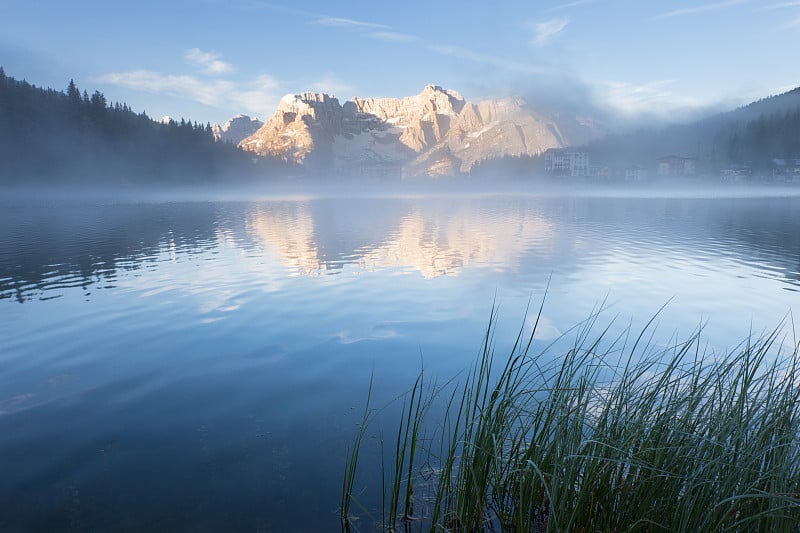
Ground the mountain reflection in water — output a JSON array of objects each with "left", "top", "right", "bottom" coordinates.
[
  {"left": 0, "top": 193, "right": 798, "bottom": 531},
  {"left": 2, "top": 195, "right": 798, "bottom": 302}
]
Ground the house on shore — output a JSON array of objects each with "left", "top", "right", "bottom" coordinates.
[
  {"left": 771, "top": 159, "right": 800, "bottom": 182},
  {"left": 624, "top": 165, "right": 649, "bottom": 182},
  {"left": 657, "top": 155, "right": 697, "bottom": 177},
  {"left": 720, "top": 165, "right": 752, "bottom": 183},
  {"left": 544, "top": 149, "right": 589, "bottom": 177}
]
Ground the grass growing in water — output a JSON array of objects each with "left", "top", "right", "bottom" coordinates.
[{"left": 341, "top": 304, "right": 800, "bottom": 532}]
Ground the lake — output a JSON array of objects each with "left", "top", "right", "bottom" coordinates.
[{"left": 1, "top": 190, "right": 799, "bottom": 531}]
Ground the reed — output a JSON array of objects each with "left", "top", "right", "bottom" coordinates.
[{"left": 341, "top": 305, "right": 800, "bottom": 532}]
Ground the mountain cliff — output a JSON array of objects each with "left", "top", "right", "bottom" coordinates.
[
  {"left": 212, "top": 114, "right": 263, "bottom": 145},
  {"left": 238, "top": 85, "right": 602, "bottom": 177}
]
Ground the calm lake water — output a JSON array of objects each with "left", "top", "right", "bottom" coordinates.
[{"left": 1, "top": 191, "right": 799, "bottom": 531}]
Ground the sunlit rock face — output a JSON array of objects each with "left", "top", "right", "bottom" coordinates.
[
  {"left": 239, "top": 93, "right": 343, "bottom": 167},
  {"left": 245, "top": 201, "right": 556, "bottom": 279},
  {"left": 211, "top": 114, "right": 263, "bottom": 145},
  {"left": 246, "top": 202, "right": 325, "bottom": 277},
  {"left": 239, "top": 85, "right": 601, "bottom": 177}
]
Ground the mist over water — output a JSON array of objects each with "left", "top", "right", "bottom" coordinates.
[{"left": 0, "top": 190, "right": 798, "bottom": 530}]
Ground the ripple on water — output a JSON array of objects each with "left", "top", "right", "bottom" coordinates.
[{"left": 1, "top": 195, "right": 799, "bottom": 530}]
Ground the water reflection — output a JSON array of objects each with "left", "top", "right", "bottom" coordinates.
[
  {"left": 0, "top": 202, "right": 225, "bottom": 302},
  {"left": 246, "top": 198, "right": 556, "bottom": 278},
  {"left": 2, "top": 196, "right": 799, "bottom": 303},
  {"left": 1, "top": 193, "right": 799, "bottom": 531}
]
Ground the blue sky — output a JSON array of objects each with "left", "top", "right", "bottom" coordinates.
[{"left": 2, "top": 0, "right": 799, "bottom": 125}]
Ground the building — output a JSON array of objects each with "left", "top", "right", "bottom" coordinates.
[
  {"left": 657, "top": 156, "right": 697, "bottom": 177},
  {"left": 588, "top": 165, "right": 611, "bottom": 180},
  {"left": 771, "top": 159, "right": 800, "bottom": 182},
  {"left": 544, "top": 149, "right": 589, "bottom": 177},
  {"left": 719, "top": 165, "right": 751, "bottom": 183},
  {"left": 624, "top": 165, "right": 649, "bottom": 182}
]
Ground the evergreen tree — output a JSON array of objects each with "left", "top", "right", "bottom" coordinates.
[
  {"left": 90, "top": 90, "right": 106, "bottom": 109},
  {"left": 67, "top": 79, "right": 81, "bottom": 104},
  {"left": 0, "top": 68, "right": 288, "bottom": 186}
]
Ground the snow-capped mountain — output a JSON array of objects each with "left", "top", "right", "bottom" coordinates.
[
  {"left": 212, "top": 114, "right": 263, "bottom": 145},
  {"left": 238, "top": 85, "right": 602, "bottom": 177}
]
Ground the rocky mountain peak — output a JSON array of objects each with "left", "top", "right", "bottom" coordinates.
[
  {"left": 238, "top": 84, "right": 603, "bottom": 176},
  {"left": 420, "top": 84, "right": 464, "bottom": 105},
  {"left": 212, "top": 114, "right": 263, "bottom": 144},
  {"left": 278, "top": 92, "right": 340, "bottom": 112}
]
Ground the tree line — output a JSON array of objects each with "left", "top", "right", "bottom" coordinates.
[
  {"left": 469, "top": 87, "right": 800, "bottom": 180},
  {"left": 0, "top": 67, "right": 289, "bottom": 186}
]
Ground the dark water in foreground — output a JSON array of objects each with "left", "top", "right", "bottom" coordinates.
[{"left": 1, "top": 193, "right": 799, "bottom": 531}]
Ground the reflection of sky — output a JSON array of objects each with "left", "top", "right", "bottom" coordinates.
[
  {"left": 1, "top": 195, "right": 799, "bottom": 530},
  {"left": 81, "top": 199, "right": 800, "bottom": 353},
  {"left": 2, "top": 197, "right": 798, "bottom": 345}
]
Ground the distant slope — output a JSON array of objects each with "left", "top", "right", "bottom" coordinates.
[{"left": 585, "top": 86, "right": 800, "bottom": 172}]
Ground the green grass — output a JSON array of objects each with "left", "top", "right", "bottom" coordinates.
[{"left": 341, "top": 304, "right": 800, "bottom": 532}]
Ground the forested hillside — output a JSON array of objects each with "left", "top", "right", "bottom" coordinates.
[
  {"left": 586, "top": 87, "right": 800, "bottom": 174},
  {"left": 0, "top": 68, "right": 288, "bottom": 186},
  {"left": 467, "top": 86, "right": 800, "bottom": 181}
]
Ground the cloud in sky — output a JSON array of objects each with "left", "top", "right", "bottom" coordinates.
[
  {"left": 308, "top": 76, "right": 354, "bottom": 96},
  {"left": 255, "top": 0, "right": 553, "bottom": 78},
  {"left": 657, "top": 0, "right": 749, "bottom": 19},
  {"left": 755, "top": 1, "right": 800, "bottom": 9},
  {"left": 96, "top": 70, "right": 230, "bottom": 106},
  {"left": 185, "top": 48, "right": 234, "bottom": 75},
  {"left": 366, "top": 31, "right": 420, "bottom": 42},
  {"left": 598, "top": 79, "right": 702, "bottom": 116},
  {"left": 429, "top": 44, "right": 549, "bottom": 74},
  {"left": 313, "top": 16, "right": 387, "bottom": 29},
  {"left": 253, "top": 2, "right": 389, "bottom": 30},
  {"left": 230, "top": 74, "right": 281, "bottom": 116},
  {"left": 547, "top": 0, "right": 593, "bottom": 11},
  {"left": 96, "top": 70, "right": 279, "bottom": 118},
  {"left": 529, "top": 17, "right": 570, "bottom": 45}
]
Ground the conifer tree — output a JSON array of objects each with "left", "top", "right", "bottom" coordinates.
[{"left": 67, "top": 79, "right": 81, "bottom": 104}]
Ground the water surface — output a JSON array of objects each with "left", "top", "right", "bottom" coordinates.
[{"left": 1, "top": 193, "right": 798, "bottom": 531}]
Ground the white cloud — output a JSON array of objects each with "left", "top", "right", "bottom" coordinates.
[
  {"left": 366, "top": 31, "right": 420, "bottom": 42},
  {"left": 657, "top": 0, "right": 749, "bottom": 19},
  {"left": 547, "top": 0, "right": 593, "bottom": 11},
  {"left": 230, "top": 75, "right": 281, "bottom": 117},
  {"left": 429, "top": 44, "right": 548, "bottom": 74},
  {"left": 307, "top": 76, "right": 354, "bottom": 97},
  {"left": 599, "top": 79, "right": 701, "bottom": 116},
  {"left": 185, "top": 48, "right": 234, "bottom": 75},
  {"left": 252, "top": 3, "right": 389, "bottom": 30},
  {"left": 96, "top": 70, "right": 280, "bottom": 119},
  {"left": 755, "top": 1, "right": 800, "bottom": 10},
  {"left": 529, "top": 17, "right": 570, "bottom": 45},
  {"left": 96, "top": 70, "right": 232, "bottom": 106},
  {"left": 313, "top": 16, "right": 387, "bottom": 29}
]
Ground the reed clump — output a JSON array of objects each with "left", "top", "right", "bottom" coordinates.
[{"left": 341, "top": 306, "right": 800, "bottom": 532}]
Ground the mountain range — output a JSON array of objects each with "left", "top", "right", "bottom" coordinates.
[
  {"left": 211, "top": 83, "right": 800, "bottom": 180},
  {"left": 211, "top": 114, "right": 263, "bottom": 144},
  {"left": 223, "top": 85, "right": 603, "bottom": 178},
  {"left": 2, "top": 64, "right": 797, "bottom": 186}
]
